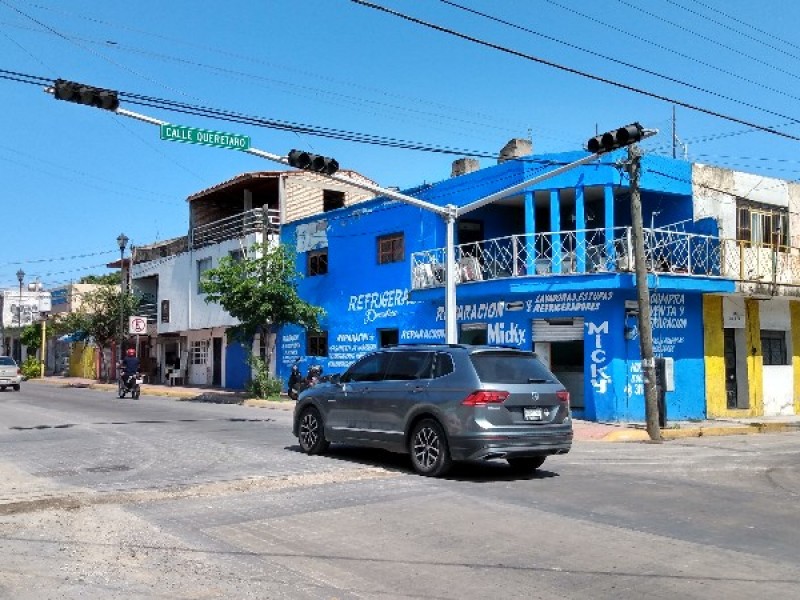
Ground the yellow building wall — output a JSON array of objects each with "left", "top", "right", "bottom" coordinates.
[
  {"left": 704, "top": 296, "right": 763, "bottom": 418},
  {"left": 68, "top": 343, "right": 96, "bottom": 379},
  {"left": 792, "top": 302, "right": 800, "bottom": 415},
  {"left": 744, "top": 298, "right": 763, "bottom": 415},
  {"left": 704, "top": 296, "right": 727, "bottom": 417}
]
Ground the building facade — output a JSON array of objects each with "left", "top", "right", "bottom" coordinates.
[{"left": 274, "top": 146, "right": 800, "bottom": 422}]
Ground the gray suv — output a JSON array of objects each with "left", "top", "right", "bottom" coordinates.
[{"left": 293, "top": 345, "right": 572, "bottom": 477}]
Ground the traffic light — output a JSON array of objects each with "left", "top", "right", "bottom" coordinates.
[
  {"left": 587, "top": 122, "right": 644, "bottom": 154},
  {"left": 52, "top": 79, "right": 120, "bottom": 111},
  {"left": 287, "top": 149, "right": 339, "bottom": 175}
]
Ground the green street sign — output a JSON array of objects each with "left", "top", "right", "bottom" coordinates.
[{"left": 159, "top": 124, "right": 250, "bottom": 151}]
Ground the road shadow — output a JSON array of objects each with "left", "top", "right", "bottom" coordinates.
[{"left": 285, "top": 444, "right": 559, "bottom": 483}]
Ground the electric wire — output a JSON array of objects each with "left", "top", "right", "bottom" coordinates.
[
  {"left": 437, "top": 0, "right": 800, "bottom": 120},
  {"left": 350, "top": 1, "right": 800, "bottom": 143}
]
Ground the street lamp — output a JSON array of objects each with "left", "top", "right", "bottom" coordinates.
[
  {"left": 16, "top": 269, "right": 24, "bottom": 362},
  {"left": 117, "top": 233, "right": 128, "bottom": 362}
]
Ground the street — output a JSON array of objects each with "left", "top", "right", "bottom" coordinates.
[{"left": 1, "top": 383, "right": 799, "bottom": 599}]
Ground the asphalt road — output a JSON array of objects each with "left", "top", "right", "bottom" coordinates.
[{"left": 1, "top": 382, "right": 799, "bottom": 599}]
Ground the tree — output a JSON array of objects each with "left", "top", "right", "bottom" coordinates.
[
  {"left": 200, "top": 243, "right": 324, "bottom": 373},
  {"left": 20, "top": 323, "right": 41, "bottom": 353},
  {"left": 80, "top": 272, "right": 121, "bottom": 285},
  {"left": 55, "top": 285, "right": 140, "bottom": 381}
]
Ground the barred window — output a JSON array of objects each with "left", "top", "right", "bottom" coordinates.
[
  {"left": 190, "top": 340, "right": 209, "bottom": 365},
  {"left": 737, "top": 200, "right": 788, "bottom": 247},
  {"left": 307, "top": 331, "right": 328, "bottom": 357},
  {"left": 378, "top": 233, "right": 404, "bottom": 264},
  {"left": 308, "top": 250, "right": 328, "bottom": 276},
  {"left": 761, "top": 330, "right": 788, "bottom": 366}
]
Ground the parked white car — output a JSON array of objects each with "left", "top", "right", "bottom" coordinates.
[{"left": 0, "top": 356, "right": 22, "bottom": 391}]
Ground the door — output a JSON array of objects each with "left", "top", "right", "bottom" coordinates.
[
  {"left": 328, "top": 352, "right": 389, "bottom": 439},
  {"left": 370, "top": 351, "right": 434, "bottom": 445},
  {"left": 212, "top": 338, "right": 222, "bottom": 386},
  {"left": 724, "top": 328, "right": 739, "bottom": 409}
]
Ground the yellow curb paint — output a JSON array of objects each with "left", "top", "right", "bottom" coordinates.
[
  {"left": 792, "top": 301, "right": 800, "bottom": 416},
  {"left": 601, "top": 429, "right": 650, "bottom": 442}
]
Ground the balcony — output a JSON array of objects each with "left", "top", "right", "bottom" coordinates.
[
  {"left": 411, "top": 227, "right": 800, "bottom": 290},
  {"left": 190, "top": 208, "right": 279, "bottom": 250}
]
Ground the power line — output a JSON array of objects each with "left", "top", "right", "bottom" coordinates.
[
  {"left": 437, "top": 0, "right": 800, "bottom": 124},
  {"left": 350, "top": 1, "right": 800, "bottom": 143},
  {"left": 542, "top": 0, "right": 800, "bottom": 108},
  {"left": 613, "top": 0, "right": 800, "bottom": 79},
  {"left": 660, "top": 0, "right": 800, "bottom": 62}
]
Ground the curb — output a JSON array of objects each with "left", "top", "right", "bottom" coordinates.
[{"left": 601, "top": 422, "right": 800, "bottom": 442}]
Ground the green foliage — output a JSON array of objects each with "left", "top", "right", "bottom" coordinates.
[
  {"left": 246, "top": 355, "right": 283, "bottom": 399},
  {"left": 20, "top": 356, "right": 41, "bottom": 379},
  {"left": 200, "top": 243, "right": 325, "bottom": 340},
  {"left": 80, "top": 272, "right": 121, "bottom": 285},
  {"left": 20, "top": 323, "right": 42, "bottom": 351},
  {"left": 79, "top": 285, "right": 141, "bottom": 350}
]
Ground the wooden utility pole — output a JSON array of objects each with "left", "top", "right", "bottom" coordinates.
[{"left": 628, "top": 144, "right": 662, "bottom": 441}]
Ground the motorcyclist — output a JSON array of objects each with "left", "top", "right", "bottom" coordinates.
[
  {"left": 119, "top": 348, "right": 140, "bottom": 382},
  {"left": 288, "top": 362, "right": 302, "bottom": 399}
]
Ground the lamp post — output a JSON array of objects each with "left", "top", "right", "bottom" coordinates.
[
  {"left": 16, "top": 269, "right": 24, "bottom": 362},
  {"left": 117, "top": 233, "right": 128, "bottom": 363}
]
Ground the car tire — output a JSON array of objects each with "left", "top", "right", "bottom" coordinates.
[
  {"left": 409, "top": 418, "right": 452, "bottom": 477},
  {"left": 0, "top": 386, "right": 5, "bottom": 392},
  {"left": 507, "top": 456, "right": 546, "bottom": 472},
  {"left": 298, "top": 406, "right": 329, "bottom": 455},
  {"left": 12, "top": 384, "right": 20, "bottom": 392}
]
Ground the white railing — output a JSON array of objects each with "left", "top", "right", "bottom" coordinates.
[
  {"left": 411, "top": 227, "right": 800, "bottom": 290},
  {"left": 191, "top": 208, "right": 279, "bottom": 249}
]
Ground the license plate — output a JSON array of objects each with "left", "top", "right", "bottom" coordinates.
[
  {"left": 523, "top": 407, "right": 543, "bottom": 421},
  {"left": 0, "top": 378, "right": 8, "bottom": 384}
]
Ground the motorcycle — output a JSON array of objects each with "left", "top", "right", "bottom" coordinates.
[
  {"left": 288, "top": 364, "right": 324, "bottom": 400},
  {"left": 118, "top": 371, "right": 142, "bottom": 399}
]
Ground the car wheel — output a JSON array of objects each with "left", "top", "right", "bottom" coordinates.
[
  {"left": 507, "top": 456, "right": 546, "bottom": 472},
  {"left": 0, "top": 386, "right": 6, "bottom": 392},
  {"left": 409, "top": 418, "right": 452, "bottom": 477},
  {"left": 12, "top": 384, "right": 20, "bottom": 392},
  {"left": 298, "top": 406, "right": 329, "bottom": 455}
]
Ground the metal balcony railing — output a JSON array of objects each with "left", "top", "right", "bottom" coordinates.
[
  {"left": 190, "top": 208, "right": 279, "bottom": 249},
  {"left": 410, "top": 227, "right": 800, "bottom": 290}
]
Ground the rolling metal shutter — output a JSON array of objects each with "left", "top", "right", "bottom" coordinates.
[{"left": 532, "top": 317, "right": 584, "bottom": 342}]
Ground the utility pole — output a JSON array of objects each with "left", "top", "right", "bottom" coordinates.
[{"left": 628, "top": 144, "right": 661, "bottom": 442}]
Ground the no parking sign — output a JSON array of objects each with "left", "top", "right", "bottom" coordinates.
[{"left": 128, "top": 316, "right": 148, "bottom": 335}]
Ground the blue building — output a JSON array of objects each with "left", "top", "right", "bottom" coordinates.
[{"left": 277, "top": 143, "right": 744, "bottom": 422}]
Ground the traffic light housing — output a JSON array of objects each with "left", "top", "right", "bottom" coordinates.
[
  {"left": 52, "top": 79, "right": 120, "bottom": 111},
  {"left": 587, "top": 122, "right": 644, "bottom": 154},
  {"left": 287, "top": 149, "right": 339, "bottom": 175}
]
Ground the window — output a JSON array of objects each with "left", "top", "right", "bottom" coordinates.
[
  {"left": 190, "top": 340, "right": 209, "bottom": 365},
  {"left": 385, "top": 352, "right": 434, "bottom": 381},
  {"left": 378, "top": 233, "right": 404, "bottom": 264},
  {"left": 196, "top": 257, "right": 212, "bottom": 293},
  {"left": 342, "top": 353, "right": 389, "bottom": 382},
  {"left": 323, "top": 189, "right": 345, "bottom": 212},
  {"left": 761, "top": 330, "right": 788, "bottom": 365},
  {"left": 229, "top": 249, "right": 244, "bottom": 262},
  {"left": 308, "top": 249, "right": 328, "bottom": 276},
  {"left": 307, "top": 331, "right": 328, "bottom": 357},
  {"left": 160, "top": 300, "right": 170, "bottom": 323},
  {"left": 432, "top": 352, "right": 454, "bottom": 378},
  {"left": 379, "top": 329, "right": 399, "bottom": 347},
  {"left": 737, "top": 200, "right": 789, "bottom": 247}
]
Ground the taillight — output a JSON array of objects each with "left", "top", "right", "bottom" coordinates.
[
  {"left": 462, "top": 390, "right": 509, "bottom": 406},
  {"left": 556, "top": 390, "right": 570, "bottom": 405}
]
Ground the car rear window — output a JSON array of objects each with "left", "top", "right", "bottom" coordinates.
[
  {"left": 470, "top": 352, "right": 557, "bottom": 384},
  {"left": 0, "top": 357, "right": 15, "bottom": 366}
]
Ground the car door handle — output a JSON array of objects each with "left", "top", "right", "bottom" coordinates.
[{"left": 410, "top": 386, "right": 425, "bottom": 393}]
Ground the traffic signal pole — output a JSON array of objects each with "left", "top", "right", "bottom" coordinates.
[
  {"left": 628, "top": 144, "right": 662, "bottom": 441},
  {"left": 50, "top": 84, "right": 656, "bottom": 359}
]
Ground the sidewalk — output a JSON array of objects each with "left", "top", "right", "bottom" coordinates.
[{"left": 30, "top": 377, "right": 800, "bottom": 441}]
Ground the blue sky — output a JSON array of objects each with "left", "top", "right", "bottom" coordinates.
[{"left": 2, "top": 0, "right": 800, "bottom": 289}]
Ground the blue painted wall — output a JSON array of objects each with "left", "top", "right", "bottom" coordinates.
[{"left": 276, "top": 151, "right": 712, "bottom": 421}]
